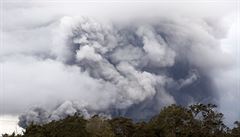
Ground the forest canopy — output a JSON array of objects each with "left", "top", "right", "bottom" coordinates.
[{"left": 3, "top": 104, "right": 240, "bottom": 137}]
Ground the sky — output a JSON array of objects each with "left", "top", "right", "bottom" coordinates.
[{"left": 0, "top": 0, "right": 239, "bottom": 135}]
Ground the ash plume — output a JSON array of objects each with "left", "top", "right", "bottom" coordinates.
[{"left": 13, "top": 16, "right": 234, "bottom": 127}]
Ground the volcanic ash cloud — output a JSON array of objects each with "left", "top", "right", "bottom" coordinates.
[{"left": 17, "top": 16, "right": 233, "bottom": 128}]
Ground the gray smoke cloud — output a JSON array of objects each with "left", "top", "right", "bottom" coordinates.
[
  {"left": 0, "top": 1, "right": 238, "bottom": 129},
  {"left": 15, "top": 16, "right": 234, "bottom": 127},
  {"left": 19, "top": 101, "right": 90, "bottom": 128}
]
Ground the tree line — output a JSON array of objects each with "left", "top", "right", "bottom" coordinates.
[{"left": 3, "top": 104, "right": 240, "bottom": 137}]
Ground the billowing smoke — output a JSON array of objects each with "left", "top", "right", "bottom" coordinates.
[
  {"left": 19, "top": 101, "right": 90, "bottom": 128},
  {"left": 14, "top": 16, "right": 234, "bottom": 128}
]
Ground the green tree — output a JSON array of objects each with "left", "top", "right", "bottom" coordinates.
[
  {"left": 3, "top": 103, "right": 237, "bottom": 137},
  {"left": 231, "top": 121, "right": 240, "bottom": 137},
  {"left": 109, "top": 117, "right": 135, "bottom": 137},
  {"left": 149, "top": 104, "right": 194, "bottom": 137},
  {"left": 24, "top": 115, "right": 90, "bottom": 137},
  {"left": 189, "top": 104, "right": 228, "bottom": 137},
  {"left": 86, "top": 115, "right": 115, "bottom": 137},
  {"left": 132, "top": 122, "right": 156, "bottom": 137}
]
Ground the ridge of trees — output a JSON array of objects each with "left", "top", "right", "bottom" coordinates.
[{"left": 3, "top": 104, "right": 240, "bottom": 137}]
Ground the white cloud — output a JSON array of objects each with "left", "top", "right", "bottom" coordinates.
[{"left": 0, "top": 115, "right": 23, "bottom": 135}]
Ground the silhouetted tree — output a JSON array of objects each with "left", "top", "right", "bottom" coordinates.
[
  {"left": 149, "top": 104, "right": 194, "bottom": 137},
  {"left": 3, "top": 104, "right": 238, "bottom": 137},
  {"left": 109, "top": 117, "right": 135, "bottom": 137},
  {"left": 189, "top": 104, "right": 228, "bottom": 137},
  {"left": 86, "top": 115, "right": 115, "bottom": 137},
  {"left": 231, "top": 121, "right": 240, "bottom": 137}
]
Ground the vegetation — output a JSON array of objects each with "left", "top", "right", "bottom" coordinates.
[{"left": 3, "top": 104, "right": 240, "bottom": 137}]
